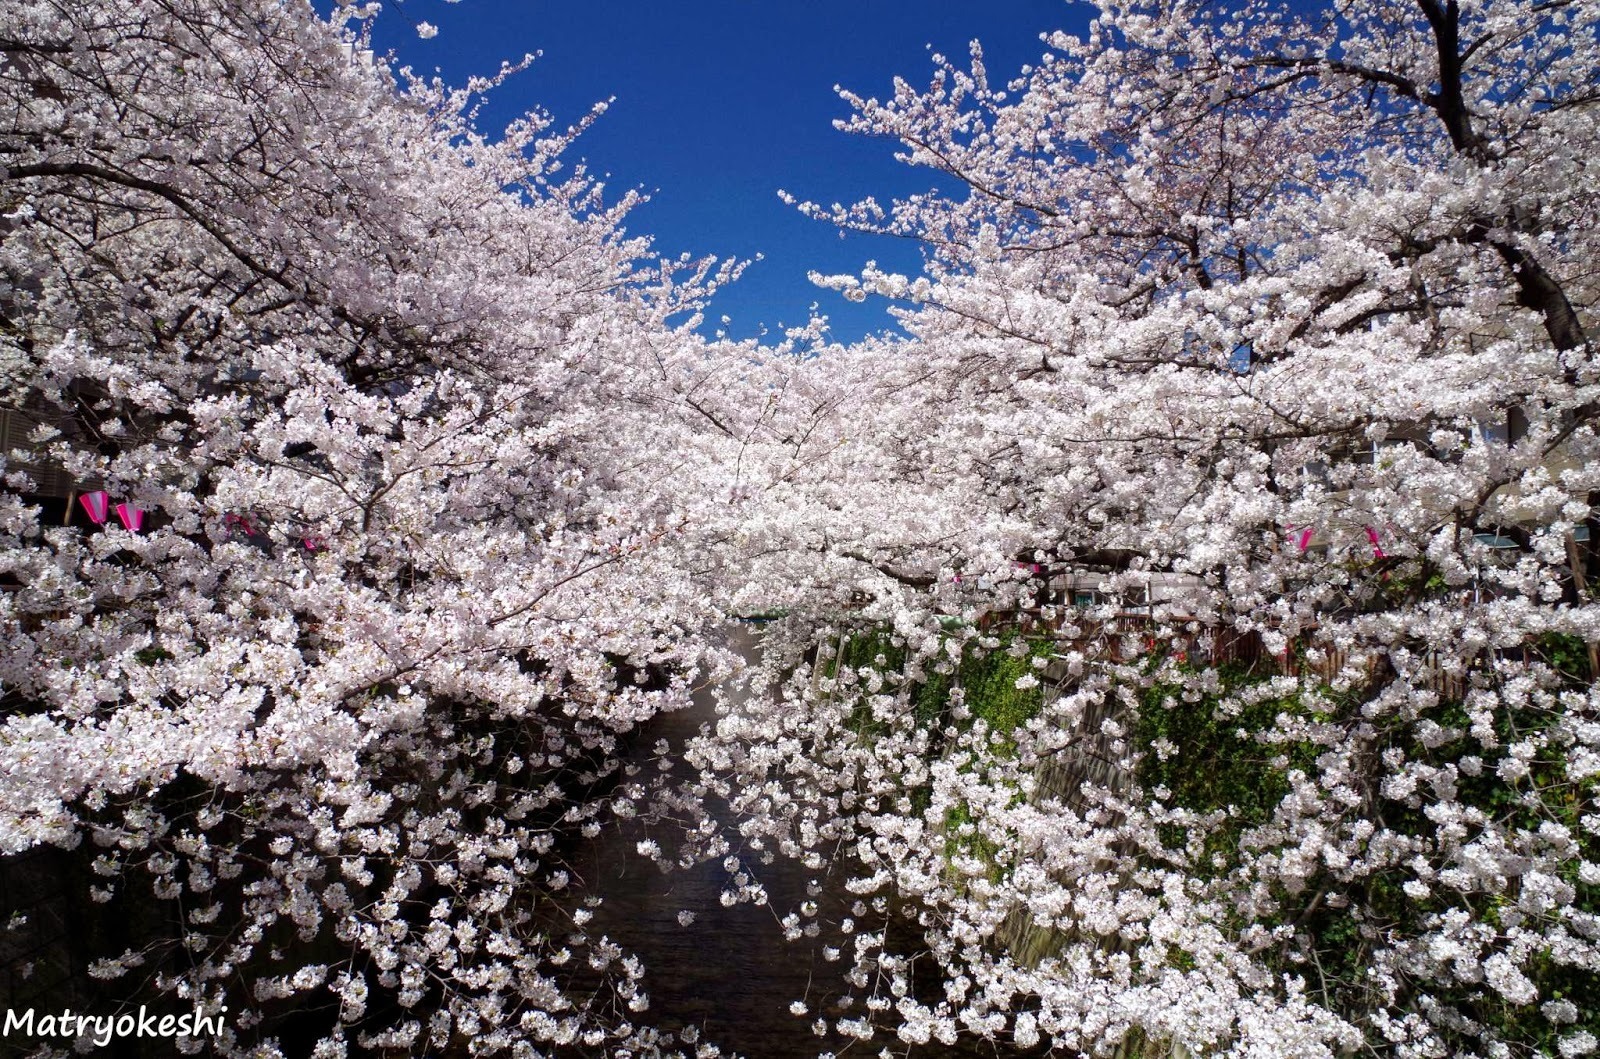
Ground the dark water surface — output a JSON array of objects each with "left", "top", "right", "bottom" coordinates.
[{"left": 561, "top": 626, "right": 1019, "bottom": 1059}]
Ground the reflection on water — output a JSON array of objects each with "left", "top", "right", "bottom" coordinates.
[{"left": 559, "top": 626, "right": 1027, "bottom": 1058}]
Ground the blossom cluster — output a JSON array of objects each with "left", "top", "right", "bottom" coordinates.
[
  {"left": 703, "top": 1, "right": 1600, "bottom": 1054},
  {"left": 2, "top": 0, "right": 1598, "bottom": 1056},
  {"left": 0, "top": 0, "right": 759, "bottom": 1052}
]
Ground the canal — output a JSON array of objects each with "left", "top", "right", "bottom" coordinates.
[{"left": 561, "top": 624, "right": 1027, "bottom": 1058}]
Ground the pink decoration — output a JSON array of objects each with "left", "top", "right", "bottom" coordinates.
[
  {"left": 115, "top": 503, "right": 144, "bottom": 533},
  {"left": 79, "top": 490, "right": 110, "bottom": 524},
  {"left": 302, "top": 536, "right": 325, "bottom": 552},
  {"left": 1365, "top": 525, "right": 1385, "bottom": 559},
  {"left": 1284, "top": 524, "right": 1314, "bottom": 553},
  {"left": 224, "top": 513, "right": 257, "bottom": 537}
]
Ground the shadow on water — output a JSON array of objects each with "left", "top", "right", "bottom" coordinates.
[{"left": 557, "top": 625, "right": 1031, "bottom": 1059}]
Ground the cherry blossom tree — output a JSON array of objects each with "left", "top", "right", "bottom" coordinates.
[
  {"left": 5, "top": 0, "right": 1599, "bottom": 1056},
  {"left": 0, "top": 0, "right": 764, "bottom": 1053},
  {"left": 694, "top": 0, "right": 1600, "bottom": 1055}
]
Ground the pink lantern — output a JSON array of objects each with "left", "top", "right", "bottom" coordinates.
[
  {"left": 1364, "top": 525, "right": 1385, "bottom": 559},
  {"left": 1284, "top": 524, "right": 1314, "bottom": 553},
  {"left": 115, "top": 503, "right": 144, "bottom": 533},
  {"left": 79, "top": 490, "right": 110, "bottom": 524},
  {"left": 301, "top": 535, "right": 325, "bottom": 552}
]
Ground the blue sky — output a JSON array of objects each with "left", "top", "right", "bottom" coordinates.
[{"left": 367, "top": 1, "right": 1087, "bottom": 343}]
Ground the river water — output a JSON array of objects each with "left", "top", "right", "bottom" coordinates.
[{"left": 561, "top": 625, "right": 1026, "bottom": 1058}]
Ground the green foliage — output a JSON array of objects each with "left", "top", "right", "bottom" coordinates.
[
  {"left": 823, "top": 627, "right": 905, "bottom": 681},
  {"left": 1134, "top": 645, "right": 1600, "bottom": 1052},
  {"left": 134, "top": 644, "right": 173, "bottom": 665},
  {"left": 831, "top": 625, "right": 1054, "bottom": 884},
  {"left": 1133, "top": 663, "right": 1317, "bottom": 868},
  {"left": 1533, "top": 631, "right": 1594, "bottom": 685},
  {"left": 941, "top": 801, "right": 1003, "bottom": 881},
  {"left": 830, "top": 624, "right": 1052, "bottom": 744},
  {"left": 953, "top": 630, "right": 1052, "bottom": 744},
  {"left": 1371, "top": 688, "right": 1600, "bottom": 1051},
  {"left": 911, "top": 664, "right": 950, "bottom": 730},
  {"left": 826, "top": 627, "right": 908, "bottom": 740}
]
